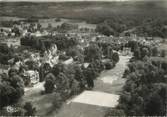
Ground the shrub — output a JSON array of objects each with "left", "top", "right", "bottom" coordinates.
[
  {"left": 112, "top": 52, "right": 119, "bottom": 63},
  {"left": 23, "top": 102, "right": 36, "bottom": 116},
  {"left": 44, "top": 78, "right": 55, "bottom": 93},
  {"left": 105, "top": 62, "right": 114, "bottom": 70}
]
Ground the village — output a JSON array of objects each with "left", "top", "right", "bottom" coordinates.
[
  {"left": 0, "top": 5, "right": 167, "bottom": 116},
  {"left": 0, "top": 17, "right": 160, "bottom": 85}
]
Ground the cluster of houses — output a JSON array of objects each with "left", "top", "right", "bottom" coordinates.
[
  {"left": 0, "top": 23, "right": 47, "bottom": 38},
  {"left": 0, "top": 18, "right": 166, "bottom": 88},
  {"left": 0, "top": 42, "right": 75, "bottom": 86}
]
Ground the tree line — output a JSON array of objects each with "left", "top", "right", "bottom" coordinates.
[{"left": 105, "top": 40, "right": 167, "bottom": 116}]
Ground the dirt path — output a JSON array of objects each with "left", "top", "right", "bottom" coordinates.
[{"left": 93, "top": 55, "right": 131, "bottom": 94}]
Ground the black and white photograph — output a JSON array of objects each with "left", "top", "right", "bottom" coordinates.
[{"left": 0, "top": 0, "right": 167, "bottom": 116}]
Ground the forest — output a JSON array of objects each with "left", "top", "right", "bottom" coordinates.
[
  {"left": 105, "top": 41, "right": 167, "bottom": 116},
  {"left": 1, "top": 1, "right": 167, "bottom": 37}
]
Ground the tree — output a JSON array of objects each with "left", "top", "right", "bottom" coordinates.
[
  {"left": 73, "top": 65, "right": 86, "bottom": 90},
  {"left": 118, "top": 59, "right": 167, "bottom": 116},
  {"left": 160, "top": 50, "right": 166, "bottom": 57},
  {"left": 8, "top": 67, "right": 18, "bottom": 77},
  {"left": 134, "top": 48, "right": 141, "bottom": 59},
  {"left": 56, "top": 72, "right": 69, "bottom": 91},
  {"left": 0, "top": 83, "right": 15, "bottom": 108},
  {"left": 141, "top": 47, "right": 149, "bottom": 58},
  {"left": 52, "top": 63, "right": 65, "bottom": 77},
  {"left": 112, "top": 52, "right": 119, "bottom": 63},
  {"left": 105, "top": 61, "right": 114, "bottom": 70},
  {"left": 152, "top": 47, "right": 159, "bottom": 57},
  {"left": 24, "top": 102, "right": 36, "bottom": 116},
  {"left": 66, "top": 47, "right": 84, "bottom": 62},
  {"left": 56, "top": 72, "right": 71, "bottom": 100},
  {"left": 39, "top": 64, "right": 45, "bottom": 82},
  {"left": 25, "top": 60, "right": 39, "bottom": 70},
  {"left": 9, "top": 75, "right": 24, "bottom": 103},
  {"left": 70, "top": 79, "right": 80, "bottom": 95},
  {"left": 44, "top": 79, "right": 54, "bottom": 93},
  {"left": 107, "top": 46, "right": 113, "bottom": 59},
  {"left": 0, "top": 74, "right": 24, "bottom": 108},
  {"left": 84, "top": 43, "right": 102, "bottom": 62},
  {"left": 37, "top": 23, "right": 42, "bottom": 30},
  {"left": 39, "top": 40, "right": 46, "bottom": 52},
  {"left": 96, "top": 23, "right": 115, "bottom": 36},
  {"left": 47, "top": 23, "right": 52, "bottom": 29},
  {"left": 127, "top": 41, "right": 139, "bottom": 52},
  {"left": 83, "top": 68, "right": 95, "bottom": 89},
  {"left": 40, "top": 62, "right": 52, "bottom": 81},
  {"left": 145, "top": 92, "right": 164, "bottom": 116},
  {"left": 44, "top": 73, "right": 55, "bottom": 93}
]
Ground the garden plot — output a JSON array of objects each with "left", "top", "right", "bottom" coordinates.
[{"left": 71, "top": 91, "right": 119, "bottom": 108}]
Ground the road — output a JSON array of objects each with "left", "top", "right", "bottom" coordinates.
[{"left": 93, "top": 55, "right": 131, "bottom": 94}]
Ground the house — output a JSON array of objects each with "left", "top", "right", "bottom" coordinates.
[
  {"left": 34, "top": 31, "right": 42, "bottom": 37},
  {"left": 24, "top": 70, "right": 39, "bottom": 85},
  {"left": 0, "top": 64, "right": 9, "bottom": 74},
  {"left": 121, "top": 47, "right": 132, "bottom": 56},
  {"left": 63, "top": 57, "right": 74, "bottom": 65},
  {"left": 146, "top": 37, "right": 153, "bottom": 41},
  {"left": 83, "top": 63, "right": 90, "bottom": 68}
]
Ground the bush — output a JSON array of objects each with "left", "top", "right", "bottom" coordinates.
[
  {"left": 24, "top": 102, "right": 36, "bottom": 116},
  {"left": 96, "top": 23, "right": 115, "bottom": 36},
  {"left": 84, "top": 43, "right": 102, "bottom": 62},
  {"left": 105, "top": 62, "right": 114, "bottom": 70},
  {"left": 118, "top": 59, "right": 167, "bottom": 116},
  {"left": 160, "top": 50, "right": 166, "bottom": 57},
  {"left": 112, "top": 52, "right": 119, "bottom": 63},
  {"left": 70, "top": 79, "right": 81, "bottom": 96},
  {"left": 0, "top": 74, "right": 24, "bottom": 108},
  {"left": 44, "top": 78, "right": 55, "bottom": 93}
]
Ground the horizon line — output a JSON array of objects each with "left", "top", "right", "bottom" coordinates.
[{"left": 0, "top": 0, "right": 163, "bottom": 3}]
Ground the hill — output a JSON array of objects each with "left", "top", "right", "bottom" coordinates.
[{"left": 0, "top": 1, "right": 167, "bottom": 23}]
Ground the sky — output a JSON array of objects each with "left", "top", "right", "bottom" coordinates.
[{"left": 0, "top": 0, "right": 161, "bottom": 2}]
